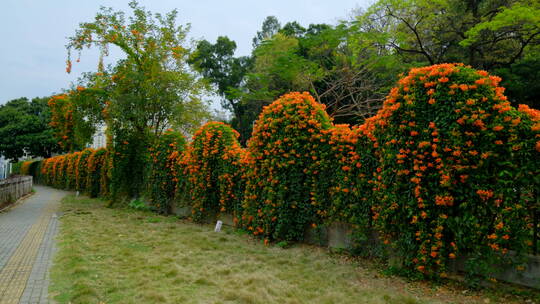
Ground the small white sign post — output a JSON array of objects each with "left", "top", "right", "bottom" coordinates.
[{"left": 214, "top": 220, "right": 223, "bottom": 232}]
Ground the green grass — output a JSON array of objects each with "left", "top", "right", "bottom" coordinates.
[{"left": 50, "top": 195, "right": 533, "bottom": 304}]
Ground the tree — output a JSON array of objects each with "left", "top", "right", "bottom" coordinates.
[
  {"left": 460, "top": 0, "right": 540, "bottom": 69},
  {"left": 65, "top": 1, "right": 209, "bottom": 199},
  {"left": 189, "top": 36, "right": 253, "bottom": 142},
  {"left": 0, "top": 97, "right": 63, "bottom": 160},
  {"left": 66, "top": 1, "right": 209, "bottom": 136},
  {"left": 244, "top": 21, "right": 389, "bottom": 126},
  {"left": 296, "top": 23, "right": 388, "bottom": 122},
  {"left": 350, "top": 0, "right": 540, "bottom": 108},
  {"left": 494, "top": 54, "right": 540, "bottom": 108},
  {"left": 280, "top": 21, "right": 306, "bottom": 37},
  {"left": 252, "top": 16, "right": 281, "bottom": 48},
  {"left": 189, "top": 16, "right": 393, "bottom": 141},
  {"left": 252, "top": 33, "right": 323, "bottom": 95}
]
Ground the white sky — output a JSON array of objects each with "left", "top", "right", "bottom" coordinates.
[{"left": 0, "top": 0, "right": 370, "bottom": 110}]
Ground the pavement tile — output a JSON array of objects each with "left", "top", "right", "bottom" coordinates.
[{"left": 0, "top": 186, "right": 67, "bottom": 304}]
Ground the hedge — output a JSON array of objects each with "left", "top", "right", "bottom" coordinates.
[
  {"left": 33, "top": 148, "right": 109, "bottom": 196},
  {"left": 313, "top": 124, "right": 379, "bottom": 244},
  {"left": 26, "top": 64, "right": 539, "bottom": 280},
  {"left": 65, "top": 152, "right": 80, "bottom": 190},
  {"left": 366, "top": 63, "right": 539, "bottom": 277},
  {"left": 148, "top": 130, "right": 186, "bottom": 214},
  {"left": 86, "top": 148, "right": 108, "bottom": 197},
  {"left": 75, "top": 149, "right": 93, "bottom": 191},
  {"left": 179, "top": 122, "right": 245, "bottom": 222},
  {"left": 240, "top": 92, "right": 333, "bottom": 241}
]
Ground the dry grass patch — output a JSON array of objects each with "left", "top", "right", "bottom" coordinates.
[{"left": 50, "top": 195, "right": 535, "bottom": 303}]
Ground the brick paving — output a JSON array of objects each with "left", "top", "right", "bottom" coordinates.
[{"left": 0, "top": 186, "right": 66, "bottom": 304}]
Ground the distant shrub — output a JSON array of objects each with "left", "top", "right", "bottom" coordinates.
[
  {"left": 27, "top": 160, "right": 42, "bottom": 183},
  {"left": 128, "top": 198, "right": 151, "bottom": 211},
  {"left": 65, "top": 152, "right": 81, "bottom": 189},
  {"left": 75, "top": 149, "right": 93, "bottom": 192},
  {"left": 11, "top": 161, "right": 22, "bottom": 176},
  {"left": 20, "top": 161, "right": 32, "bottom": 175},
  {"left": 86, "top": 148, "right": 107, "bottom": 197}
]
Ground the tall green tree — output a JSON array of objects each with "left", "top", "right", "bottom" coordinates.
[
  {"left": 65, "top": 1, "right": 209, "bottom": 199},
  {"left": 0, "top": 97, "right": 62, "bottom": 160},
  {"left": 494, "top": 54, "right": 540, "bottom": 108},
  {"left": 190, "top": 17, "right": 393, "bottom": 141},
  {"left": 189, "top": 36, "right": 253, "bottom": 142},
  {"left": 252, "top": 16, "right": 281, "bottom": 48},
  {"left": 351, "top": 0, "right": 540, "bottom": 107},
  {"left": 243, "top": 20, "right": 389, "bottom": 125},
  {"left": 189, "top": 17, "right": 293, "bottom": 142},
  {"left": 193, "top": 3, "right": 540, "bottom": 144}
]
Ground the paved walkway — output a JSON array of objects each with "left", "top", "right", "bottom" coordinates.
[{"left": 0, "top": 186, "right": 66, "bottom": 304}]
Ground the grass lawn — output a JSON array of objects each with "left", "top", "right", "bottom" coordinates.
[{"left": 50, "top": 195, "right": 535, "bottom": 304}]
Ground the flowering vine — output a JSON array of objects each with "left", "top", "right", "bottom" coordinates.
[{"left": 180, "top": 122, "right": 245, "bottom": 222}]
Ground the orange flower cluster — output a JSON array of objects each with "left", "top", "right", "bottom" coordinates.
[
  {"left": 33, "top": 63, "right": 537, "bottom": 280},
  {"left": 148, "top": 130, "right": 186, "bottom": 214},
  {"left": 75, "top": 149, "right": 94, "bottom": 191},
  {"left": 363, "top": 63, "right": 539, "bottom": 277},
  {"left": 48, "top": 94, "right": 76, "bottom": 151},
  {"left": 37, "top": 148, "right": 108, "bottom": 196},
  {"left": 20, "top": 161, "right": 32, "bottom": 176},
  {"left": 86, "top": 148, "right": 109, "bottom": 197},
  {"left": 179, "top": 122, "right": 245, "bottom": 222},
  {"left": 241, "top": 92, "right": 333, "bottom": 241},
  {"left": 65, "top": 151, "right": 81, "bottom": 190},
  {"left": 517, "top": 104, "right": 540, "bottom": 151}
]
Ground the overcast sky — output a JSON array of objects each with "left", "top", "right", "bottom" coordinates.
[{"left": 0, "top": 0, "right": 369, "bottom": 108}]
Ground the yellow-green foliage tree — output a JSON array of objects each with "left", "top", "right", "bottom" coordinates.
[{"left": 65, "top": 1, "right": 209, "bottom": 201}]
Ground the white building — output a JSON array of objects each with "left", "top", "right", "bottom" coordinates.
[
  {"left": 0, "top": 155, "right": 11, "bottom": 180},
  {"left": 89, "top": 124, "right": 107, "bottom": 149}
]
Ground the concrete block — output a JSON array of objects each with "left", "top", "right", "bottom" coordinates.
[
  {"left": 328, "top": 222, "right": 354, "bottom": 250},
  {"left": 217, "top": 213, "right": 234, "bottom": 226},
  {"left": 171, "top": 205, "right": 191, "bottom": 217}
]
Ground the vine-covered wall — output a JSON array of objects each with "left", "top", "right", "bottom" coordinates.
[{"left": 23, "top": 64, "right": 539, "bottom": 279}]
